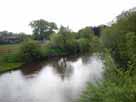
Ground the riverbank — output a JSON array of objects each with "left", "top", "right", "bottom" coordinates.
[
  {"left": 0, "top": 52, "right": 93, "bottom": 74},
  {"left": 0, "top": 30, "right": 101, "bottom": 73},
  {"left": 0, "top": 62, "right": 23, "bottom": 74},
  {"left": 0, "top": 44, "right": 22, "bottom": 73},
  {"left": 79, "top": 9, "right": 136, "bottom": 102}
]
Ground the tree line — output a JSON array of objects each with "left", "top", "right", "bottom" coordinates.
[{"left": 79, "top": 7, "right": 136, "bottom": 102}]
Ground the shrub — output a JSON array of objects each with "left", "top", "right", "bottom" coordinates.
[
  {"left": 90, "top": 36, "right": 102, "bottom": 53},
  {"left": 79, "top": 52, "right": 136, "bottom": 102},
  {"left": 77, "top": 38, "right": 90, "bottom": 53},
  {"left": 46, "top": 33, "right": 79, "bottom": 55},
  {"left": 17, "top": 39, "right": 42, "bottom": 63},
  {"left": 126, "top": 32, "right": 136, "bottom": 64}
]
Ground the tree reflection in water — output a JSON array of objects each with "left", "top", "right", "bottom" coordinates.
[
  {"left": 20, "top": 57, "right": 75, "bottom": 80},
  {"left": 20, "top": 63, "right": 43, "bottom": 78},
  {"left": 50, "top": 58, "right": 73, "bottom": 80},
  {"left": 20, "top": 55, "right": 97, "bottom": 80}
]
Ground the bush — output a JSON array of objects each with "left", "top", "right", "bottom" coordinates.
[
  {"left": 77, "top": 38, "right": 90, "bottom": 53},
  {"left": 126, "top": 32, "right": 136, "bottom": 64},
  {"left": 90, "top": 36, "right": 102, "bottom": 53},
  {"left": 80, "top": 10, "right": 136, "bottom": 102},
  {"left": 64, "top": 39, "right": 78, "bottom": 54},
  {"left": 79, "top": 52, "right": 136, "bottom": 102},
  {"left": 17, "top": 39, "right": 42, "bottom": 63},
  {"left": 46, "top": 33, "right": 79, "bottom": 55},
  {"left": 101, "top": 10, "right": 136, "bottom": 68},
  {"left": 42, "top": 45, "right": 66, "bottom": 57}
]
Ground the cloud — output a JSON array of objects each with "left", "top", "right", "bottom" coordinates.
[{"left": 0, "top": 0, "right": 135, "bottom": 33}]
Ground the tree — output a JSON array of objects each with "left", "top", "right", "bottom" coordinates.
[
  {"left": 78, "top": 26, "right": 94, "bottom": 39},
  {"left": 101, "top": 9, "right": 136, "bottom": 68},
  {"left": 29, "top": 19, "right": 57, "bottom": 40},
  {"left": 58, "top": 26, "right": 72, "bottom": 35},
  {"left": 18, "top": 39, "right": 42, "bottom": 63},
  {"left": 92, "top": 25, "right": 107, "bottom": 37},
  {"left": 58, "top": 26, "right": 77, "bottom": 46},
  {"left": 126, "top": 32, "right": 136, "bottom": 67}
]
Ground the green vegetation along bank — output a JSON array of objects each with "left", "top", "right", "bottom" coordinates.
[
  {"left": 0, "top": 26, "right": 101, "bottom": 73},
  {"left": 0, "top": 44, "right": 23, "bottom": 73},
  {"left": 79, "top": 8, "right": 136, "bottom": 102}
]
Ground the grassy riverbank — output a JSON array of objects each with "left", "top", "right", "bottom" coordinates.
[
  {"left": 0, "top": 63, "right": 23, "bottom": 73},
  {"left": 0, "top": 44, "right": 23, "bottom": 73},
  {"left": 0, "top": 33, "right": 101, "bottom": 73}
]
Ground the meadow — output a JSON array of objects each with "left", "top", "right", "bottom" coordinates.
[{"left": 0, "top": 44, "right": 23, "bottom": 73}]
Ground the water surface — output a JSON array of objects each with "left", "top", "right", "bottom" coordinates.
[{"left": 0, "top": 55, "right": 103, "bottom": 102}]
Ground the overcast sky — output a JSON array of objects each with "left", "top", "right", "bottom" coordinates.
[{"left": 0, "top": 0, "right": 136, "bottom": 34}]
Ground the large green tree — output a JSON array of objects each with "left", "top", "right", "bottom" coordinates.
[
  {"left": 49, "top": 26, "right": 78, "bottom": 54},
  {"left": 101, "top": 9, "right": 136, "bottom": 68},
  {"left": 29, "top": 19, "right": 57, "bottom": 40},
  {"left": 78, "top": 26, "right": 94, "bottom": 39}
]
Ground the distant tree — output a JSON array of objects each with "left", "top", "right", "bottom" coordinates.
[
  {"left": 48, "top": 26, "right": 78, "bottom": 54},
  {"left": 17, "top": 32, "right": 30, "bottom": 41},
  {"left": 78, "top": 26, "right": 94, "bottom": 39},
  {"left": 92, "top": 25, "right": 107, "bottom": 36},
  {"left": 0, "top": 31, "right": 28, "bottom": 44},
  {"left": 58, "top": 26, "right": 72, "bottom": 35},
  {"left": 29, "top": 19, "right": 58, "bottom": 40},
  {"left": 58, "top": 26, "right": 73, "bottom": 45},
  {"left": 0, "top": 31, "right": 13, "bottom": 36}
]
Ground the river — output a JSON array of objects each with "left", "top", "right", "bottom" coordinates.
[{"left": 0, "top": 55, "right": 103, "bottom": 102}]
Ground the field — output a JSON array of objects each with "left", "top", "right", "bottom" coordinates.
[
  {"left": 0, "top": 44, "right": 20, "bottom": 54},
  {"left": 0, "top": 44, "right": 23, "bottom": 73},
  {"left": 0, "top": 44, "right": 20, "bottom": 61}
]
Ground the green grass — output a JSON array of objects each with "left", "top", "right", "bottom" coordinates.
[
  {"left": 0, "top": 62, "right": 23, "bottom": 73},
  {"left": 0, "top": 44, "right": 20, "bottom": 61},
  {"left": 0, "top": 44, "right": 22, "bottom": 73},
  {"left": 0, "top": 44, "right": 20, "bottom": 54}
]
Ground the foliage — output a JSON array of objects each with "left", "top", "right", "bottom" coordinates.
[
  {"left": 45, "top": 26, "right": 99, "bottom": 55},
  {"left": 77, "top": 38, "right": 90, "bottom": 53},
  {"left": 44, "top": 32, "right": 78, "bottom": 55},
  {"left": 80, "top": 8, "right": 136, "bottom": 102},
  {"left": 78, "top": 26, "right": 94, "bottom": 39},
  {"left": 90, "top": 36, "right": 102, "bottom": 53},
  {"left": 29, "top": 19, "right": 57, "bottom": 40},
  {"left": 126, "top": 32, "right": 136, "bottom": 63},
  {"left": 58, "top": 26, "right": 72, "bottom": 35},
  {"left": 40, "top": 26, "right": 100, "bottom": 57},
  {"left": 41, "top": 42, "right": 66, "bottom": 57},
  {"left": 101, "top": 10, "right": 136, "bottom": 68},
  {"left": 17, "top": 39, "right": 42, "bottom": 63},
  {"left": 80, "top": 52, "right": 136, "bottom": 102}
]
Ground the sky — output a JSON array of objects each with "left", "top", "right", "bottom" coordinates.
[{"left": 0, "top": 0, "right": 136, "bottom": 34}]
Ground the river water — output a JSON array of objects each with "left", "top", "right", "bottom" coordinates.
[{"left": 0, "top": 55, "right": 103, "bottom": 102}]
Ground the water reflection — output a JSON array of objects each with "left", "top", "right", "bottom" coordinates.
[
  {"left": 50, "top": 58, "right": 73, "bottom": 80},
  {"left": 21, "top": 63, "right": 43, "bottom": 76},
  {"left": 0, "top": 55, "right": 103, "bottom": 102}
]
